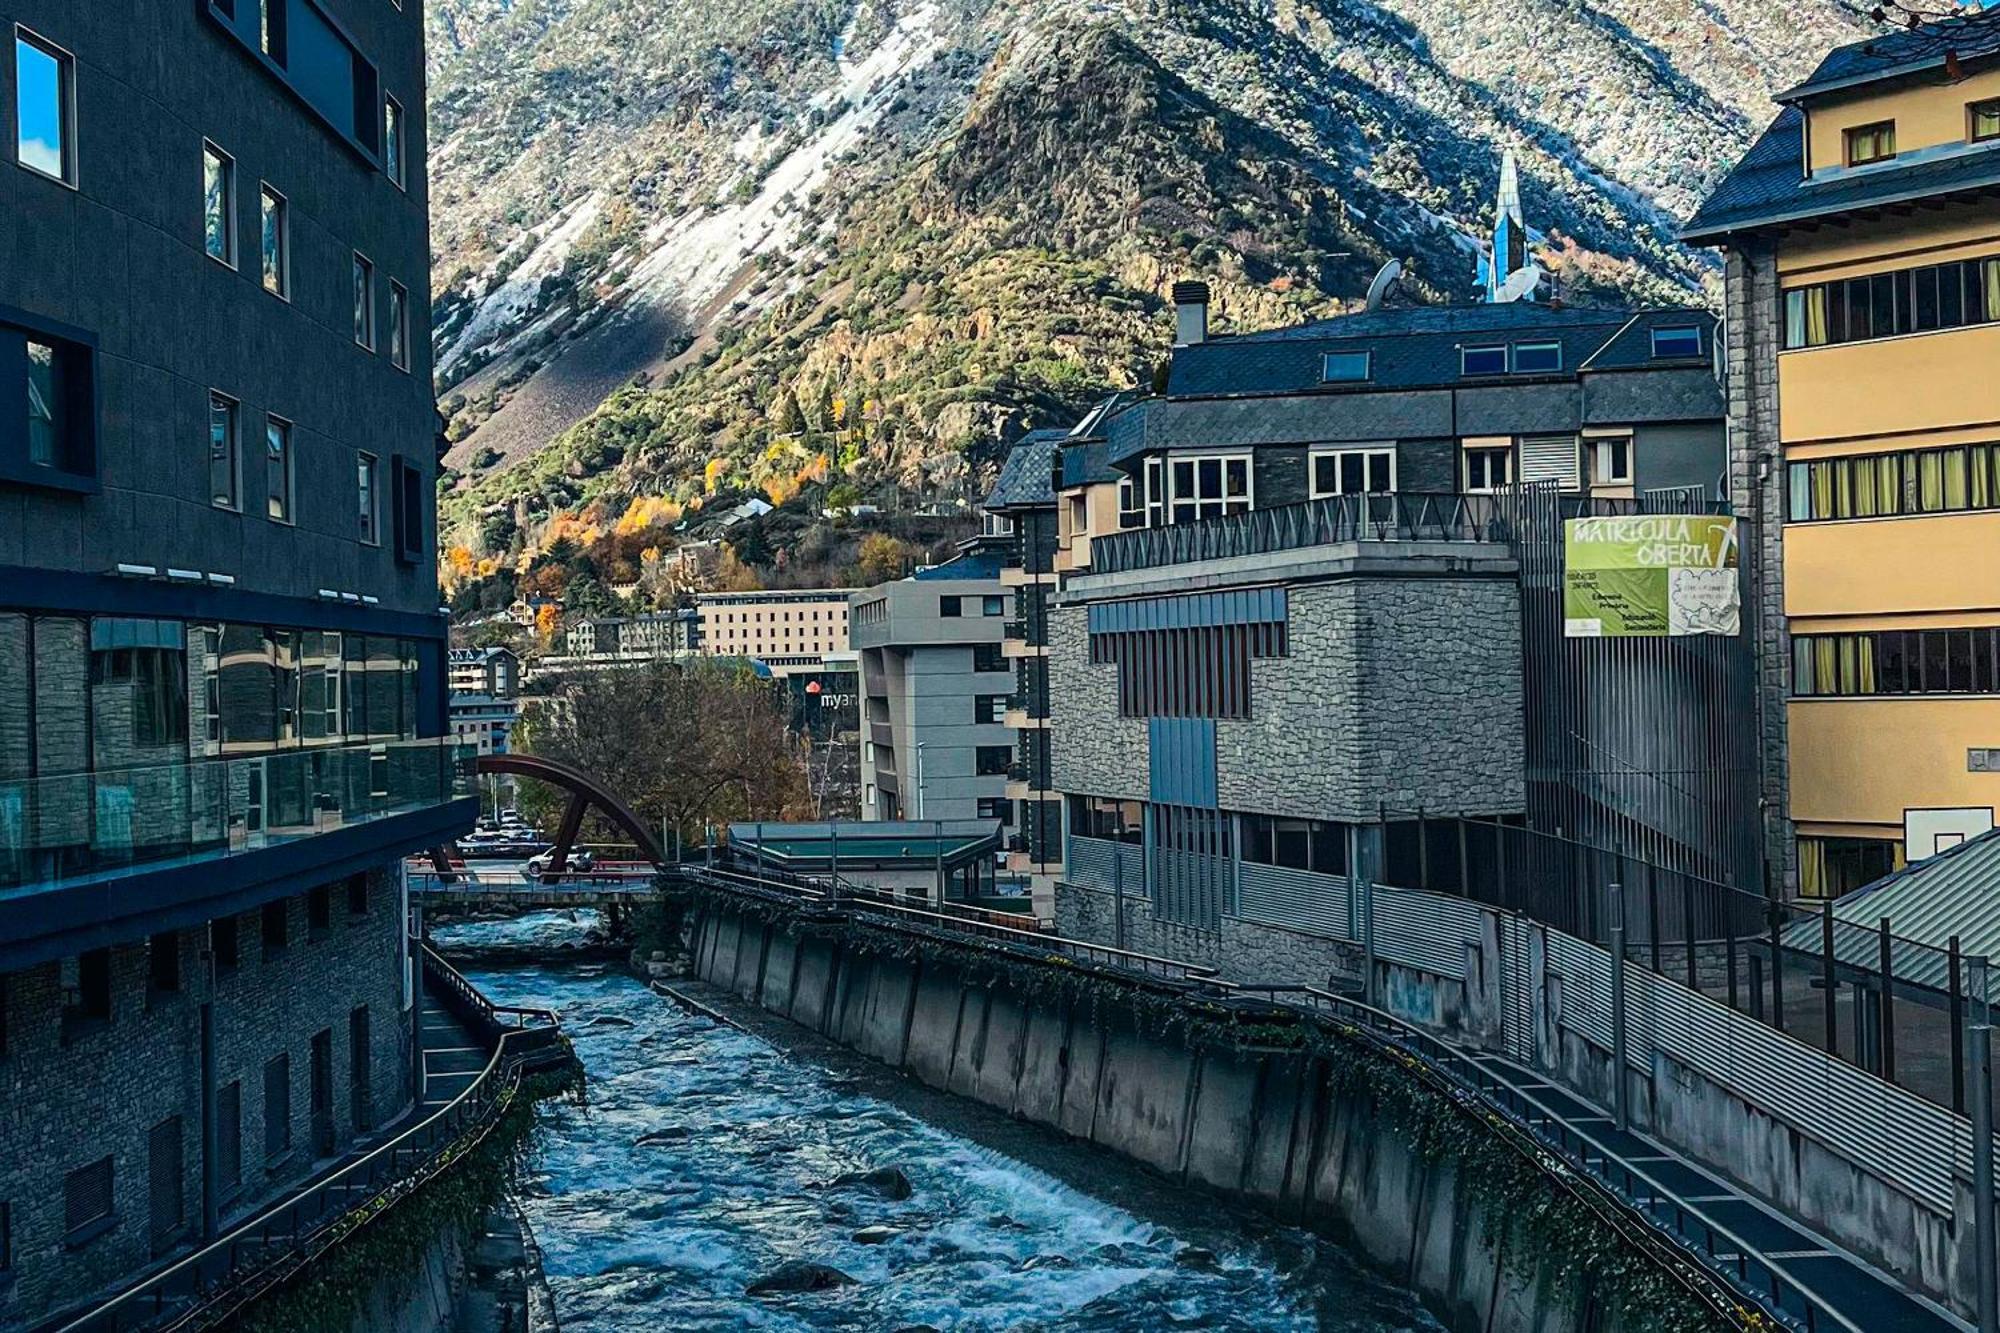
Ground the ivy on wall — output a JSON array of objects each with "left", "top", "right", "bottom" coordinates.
[{"left": 241, "top": 1066, "right": 583, "bottom": 1333}]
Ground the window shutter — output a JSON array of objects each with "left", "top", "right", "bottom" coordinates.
[
  {"left": 1519, "top": 435, "right": 1581, "bottom": 488},
  {"left": 64, "top": 1156, "right": 114, "bottom": 1235}
]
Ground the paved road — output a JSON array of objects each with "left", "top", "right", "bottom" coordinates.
[{"left": 1468, "top": 1050, "right": 1965, "bottom": 1333}]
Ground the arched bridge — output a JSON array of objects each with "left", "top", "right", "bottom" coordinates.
[{"left": 416, "top": 753, "right": 667, "bottom": 909}]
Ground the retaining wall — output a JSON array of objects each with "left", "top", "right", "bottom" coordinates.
[{"left": 682, "top": 896, "right": 1715, "bottom": 1333}]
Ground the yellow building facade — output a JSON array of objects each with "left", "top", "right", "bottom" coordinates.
[{"left": 1687, "top": 14, "right": 2000, "bottom": 896}]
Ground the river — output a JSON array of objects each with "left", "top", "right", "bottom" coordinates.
[{"left": 435, "top": 911, "right": 1443, "bottom": 1333}]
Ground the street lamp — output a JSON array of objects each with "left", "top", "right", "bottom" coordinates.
[{"left": 915, "top": 741, "right": 927, "bottom": 820}]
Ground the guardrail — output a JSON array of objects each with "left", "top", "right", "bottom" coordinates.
[
  {"left": 50, "top": 952, "right": 567, "bottom": 1333},
  {"left": 682, "top": 864, "right": 1208, "bottom": 982},
  {"left": 1088, "top": 492, "right": 1511, "bottom": 574}
]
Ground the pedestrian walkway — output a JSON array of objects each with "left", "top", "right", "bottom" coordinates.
[
  {"left": 1466, "top": 1050, "right": 1966, "bottom": 1333},
  {"left": 421, "top": 1001, "right": 490, "bottom": 1108}
]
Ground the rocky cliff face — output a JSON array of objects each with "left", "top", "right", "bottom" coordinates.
[{"left": 423, "top": 0, "right": 1865, "bottom": 561}]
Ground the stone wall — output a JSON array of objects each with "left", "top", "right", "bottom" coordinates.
[
  {"left": 1047, "top": 605, "right": 1147, "bottom": 802},
  {"left": 1216, "top": 577, "right": 1524, "bottom": 820},
  {"left": 1724, "top": 242, "right": 1792, "bottom": 894},
  {"left": 0, "top": 865, "right": 412, "bottom": 1326}
]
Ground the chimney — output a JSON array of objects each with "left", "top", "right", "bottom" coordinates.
[{"left": 1173, "top": 280, "right": 1210, "bottom": 346}]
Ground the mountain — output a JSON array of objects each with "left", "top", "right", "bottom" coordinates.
[{"left": 422, "top": 0, "right": 1866, "bottom": 582}]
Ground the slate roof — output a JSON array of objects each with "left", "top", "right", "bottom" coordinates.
[
  {"left": 1682, "top": 106, "right": 2000, "bottom": 243},
  {"left": 984, "top": 430, "right": 1065, "bottom": 510},
  {"left": 1779, "top": 11, "right": 2000, "bottom": 102},
  {"left": 1164, "top": 304, "right": 1715, "bottom": 400},
  {"left": 1060, "top": 438, "right": 1122, "bottom": 489}
]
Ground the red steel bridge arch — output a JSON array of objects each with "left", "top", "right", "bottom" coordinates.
[{"left": 430, "top": 752, "right": 668, "bottom": 876}]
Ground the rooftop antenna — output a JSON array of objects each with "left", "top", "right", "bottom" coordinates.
[{"left": 1363, "top": 259, "right": 1405, "bottom": 313}]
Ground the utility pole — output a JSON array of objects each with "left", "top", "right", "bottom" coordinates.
[{"left": 915, "top": 742, "right": 927, "bottom": 820}]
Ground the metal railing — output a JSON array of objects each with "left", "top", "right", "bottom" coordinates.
[
  {"left": 1243, "top": 984, "right": 1833, "bottom": 1333},
  {"left": 682, "top": 863, "right": 1207, "bottom": 982},
  {"left": 51, "top": 951, "right": 566, "bottom": 1333},
  {"left": 1089, "top": 492, "right": 1512, "bottom": 573}
]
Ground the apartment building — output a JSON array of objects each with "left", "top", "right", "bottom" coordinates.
[
  {"left": 697, "top": 588, "right": 853, "bottom": 677},
  {"left": 0, "top": 1, "right": 468, "bottom": 1320},
  {"left": 448, "top": 645, "right": 520, "bottom": 698},
  {"left": 1685, "top": 11, "right": 2000, "bottom": 895},
  {"left": 851, "top": 550, "right": 1013, "bottom": 824}
]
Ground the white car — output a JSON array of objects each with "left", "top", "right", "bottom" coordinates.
[{"left": 527, "top": 850, "right": 595, "bottom": 878}]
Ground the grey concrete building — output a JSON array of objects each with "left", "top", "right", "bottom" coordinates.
[
  {"left": 851, "top": 546, "right": 1014, "bottom": 824},
  {"left": 0, "top": 0, "right": 470, "bottom": 1321}
]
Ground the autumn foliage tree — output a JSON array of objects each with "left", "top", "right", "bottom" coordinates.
[{"left": 516, "top": 659, "right": 810, "bottom": 846}]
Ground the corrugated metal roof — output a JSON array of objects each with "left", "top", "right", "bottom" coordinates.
[{"left": 1833, "top": 827, "right": 2000, "bottom": 965}]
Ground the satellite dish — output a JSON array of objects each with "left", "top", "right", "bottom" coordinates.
[
  {"left": 1494, "top": 264, "right": 1543, "bottom": 304},
  {"left": 1364, "top": 259, "right": 1405, "bottom": 312}
]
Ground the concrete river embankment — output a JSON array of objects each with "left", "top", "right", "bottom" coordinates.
[
  {"left": 432, "top": 910, "right": 1446, "bottom": 1331},
  {"left": 664, "top": 882, "right": 1749, "bottom": 1333}
]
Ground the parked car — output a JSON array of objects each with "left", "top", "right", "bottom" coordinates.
[{"left": 527, "top": 849, "right": 595, "bottom": 878}]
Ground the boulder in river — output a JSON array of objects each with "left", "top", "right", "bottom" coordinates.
[
  {"left": 585, "top": 1014, "right": 635, "bottom": 1028},
  {"left": 828, "top": 1166, "right": 913, "bottom": 1200},
  {"left": 852, "top": 1225, "right": 900, "bottom": 1245},
  {"left": 1175, "top": 1246, "right": 1219, "bottom": 1270},
  {"left": 633, "top": 1127, "right": 692, "bottom": 1147},
  {"left": 745, "top": 1261, "right": 858, "bottom": 1296}
]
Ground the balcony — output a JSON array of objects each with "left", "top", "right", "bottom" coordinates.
[
  {"left": 1089, "top": 492, "right": 1512, "bottom": 574},
  {"left": 2, "top": 737, "right": 473, "bottom": 891}
]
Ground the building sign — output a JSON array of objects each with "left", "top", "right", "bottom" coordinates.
[{"left": 1563, "top": 515, "right": 1741, "bottom": 637}]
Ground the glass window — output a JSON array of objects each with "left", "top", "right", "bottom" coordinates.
[
  {"left": 209, "top": 392, "right": 239, "bottom": 510},
  {"left": 26, "top": 339, "right": 60, "bottom": 467},
  {"left": 357, "top": 452, "right": 379, "bottom": 544},
  {"left": 1650, "top": 326, "right": 1702, "bottom": 359},
  {"left": 1512, "top": 341, "right": 1562, "bottom": 373},
  {"left": 259, "top": 0, "right": 287, "bottom": 64},
  {"left": 1116, "top": 475, "right": 1143, "bottom": 529},
  {"left": 1321, "top": 351, "right": 1370, "bottom": 383},
  {"left": 217, "top": 624, "right": 275, "bottom": 749},
  {"left": 939, "top": 595, "right": 961, "bottom": 618},
  {"left": 1310, "top": 448, "right": 1395, "bottom": 497},
  {"left": 265, "top": 416, "right": 292, "bottom": 522},
  {"left": 1464, "top": 445, "right": 1513, "bottom": 492},
  {"left": 203, "top": 143, "right": 235, "bottom": 265},
  {"left": 352, "top": 253, "right": 374, "bottom": 349},
  {"left": 388, "top": 281, "right": 409, "bottom": 371},
  {"left": 15, "top": 30, "right": 73, "bottom": 184},
  {"left": 383, "top": 95, "right": 404, "bottom": 187},
  {"left": 1166, "top": 453, "right": 1251, "bottom": 523},
  {"left": 1845, "top": 120, "right": 1896, "bottom": 166},
  {"left": 1589, "top": 437, "right": 1632, "bottom": 486},
  {"left": 1461, "top": 345, "right": 1506, "bottom": 375},
  {"left": 1975, "top": 99, "right": 2000, "bottom": 142},
  {"left": 981, "top": 594, "right": 1004, "bottom": 617},
  {"left": 259, "top": 185, "right": 288, "bottom": 297},
  {"left": 1785, "top": 287, "right": 1827, "bottom": 348}
]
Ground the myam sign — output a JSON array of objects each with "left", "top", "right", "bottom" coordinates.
[{"left": 1563, "top": 514, "right": 1741, "bottom": 638}]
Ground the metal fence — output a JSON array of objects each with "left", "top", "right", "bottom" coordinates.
[
  {"left": 1376, "top": 809, "right": 1986, "bottom": 1116},
  {"left": 1089, "top": 491, "right": 1511, "bottom": 574}
]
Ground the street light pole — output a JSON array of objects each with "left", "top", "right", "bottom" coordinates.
[
  {"left": 916, "top": 742, "right": 927, "bottom": 820},
  {"left": 1972, "top": 956, "right": 1997, "bottom": 1333}
]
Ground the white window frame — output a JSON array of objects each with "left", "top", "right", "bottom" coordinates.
[
  {"left": 203, "top": 140, "right": 236, "bottom": 268},
  {"left": 1116, "top": 475, "right": 1144, "bottom": 530},
  {"left": 1165, "top": 453, "right": 1252, "bottom": 525},
  {"left": 14, "top": 26, "right": 78, "bottom": 188},
  {"left": 1142, "top": 457, "right": 1165, "bottom": 529},
  {"left": 1320, "top": 350, "right": 1371, "bottom": 383},
  {"left": 1461, "top": 344, "right": 1506, "bottom": 376},
  {"left": 357, "top": 451, "right": 380, "bottom": 545},
  {"left": 352, "top": 251, "right": 375, "bottom": 350},
  {"left": 208, "top": 389, "right": 241, "bottom": 512},
  {"left": 1512, "top": 341, "right": 1563, "bottom": 373},
  {"left": 1587, "top": 435, "right": 1633, "bottom": 487},
  {"left": 1463, "top": 444, "right": 1514, "bottom": 493},
  {"left": 259, "top": 183, "right": 289, "bottom": 299},
  {"left": 1309, "top": 446, "right": 1397, "bottom": 498}
]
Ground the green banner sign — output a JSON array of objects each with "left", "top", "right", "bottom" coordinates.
[{"left": 1563, "top": 515, "right": 1740, "bottom": 638}]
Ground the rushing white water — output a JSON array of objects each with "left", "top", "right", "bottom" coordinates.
[{"left": 436, "top": 915, "right": 1442, "bottom": 1332}]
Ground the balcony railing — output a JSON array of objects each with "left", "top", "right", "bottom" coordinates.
[
  {"left": 0, "top": 737, "right": 474, "bottom": 891},
  {"left": 1090, "top": 492, "right": 1513, "bottom": 574}
]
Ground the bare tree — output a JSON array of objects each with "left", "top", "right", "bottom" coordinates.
[{"left": 516, "top": 660, "right": 811, "bottom": 846}]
